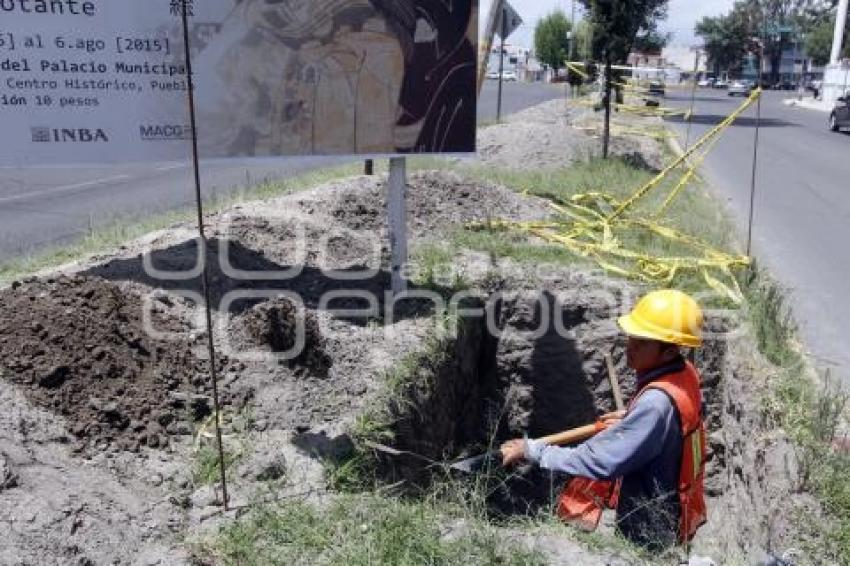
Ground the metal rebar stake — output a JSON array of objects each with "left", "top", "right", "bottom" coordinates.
[{"left": 180, "top": 0, "right": 229, "bottom": 510}]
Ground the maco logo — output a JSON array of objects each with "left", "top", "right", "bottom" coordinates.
[
  {"left": 31, "top": 127, "right": 109, "bottom": 143},
  {"left": 140, "top": 124, "right": 192, "bottom": 141}
]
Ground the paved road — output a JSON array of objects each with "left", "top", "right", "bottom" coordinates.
[
  {"left": 0, "top": 81, "right": 563, "bottom": 262},
  {"left": 664, "top": 88, "right": 850, "bottom": 380},
  {"left": 478, "top": 80, "right": 566, "bottom": 122}
]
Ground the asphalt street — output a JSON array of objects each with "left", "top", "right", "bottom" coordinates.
[
  {"left": 663, "top": 88, "right": 850, "bottom": 380},
  {"left": 0, "top": 80, "right": 562, "bottom": 261}
]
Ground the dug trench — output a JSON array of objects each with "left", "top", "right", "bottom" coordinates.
[
  {"left": 0, "top": 170, "right": 808, "bottom": 562},
  {"left": 357, "top": 286, "right": 731, "bottom": 519}
]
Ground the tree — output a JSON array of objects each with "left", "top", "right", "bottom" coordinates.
[
  {"left": 534, "top": 11, "right": 572, "bottom": 72},
  {"left": 696, "top": 4, "right": 752, "bottom": 76},
  {"left": 696, "top": 1, "right": 842, "bottom": 82},
  {"left": 579, "top": 0, "right": 670, "bottom": 63},
  {"left": 806, "top": 19, "right": 836, "bottom": 64},
  {"left": 805, "top": 6, "right": 850, "bottom": 64},
  {"left": 578, "top": 0, "right": 670, "bottom": 158},
  {"left": 574, "top": 20, "right": 594, "bottom": 61}
]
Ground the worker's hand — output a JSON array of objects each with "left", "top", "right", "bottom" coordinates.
[
  {"left": 500, "top": 439, "right": 526, "bottom": 467},
  {"left": 601, "top": 410, "right": 626, "bottom": 428}
]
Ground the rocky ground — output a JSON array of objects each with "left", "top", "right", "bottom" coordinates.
[{"left": 0, "top": 102, "right": 808, "bottom": 565}]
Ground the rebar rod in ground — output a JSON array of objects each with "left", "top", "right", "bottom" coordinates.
[{"left": 180, "top": 0, "right": 229, "bottom": 510}]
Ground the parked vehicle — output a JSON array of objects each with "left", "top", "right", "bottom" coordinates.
[
  {"left": 501, "top": 70, "right": 518, "bottom": 82},
  {"left": 728, "top": 80, "right": 754, "bottom": 97},
  {"left": 772, "top": 80, "right": 796, "bottom": 91},
  {"left": 486, "top": 70, "right": 500, "bottom": 80},
  {"left": 648, "top": 80, "right": 666, "bottom": 97},
  {"left": 713, "top": 79, "right": 729, "bottom": 89},
  {"left": 829, "top": 94, "right": 850, "bottom": 132},
  {"left": 697, "top": 78, "right": 714, "bottom": 87}
]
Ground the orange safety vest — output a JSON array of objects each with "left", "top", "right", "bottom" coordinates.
[{"left": 556, "top": 361, "right": 708, "bottom": 543}]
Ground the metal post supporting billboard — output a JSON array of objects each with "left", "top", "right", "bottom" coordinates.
[
  {"left": 497, "top": 14, "right": 506, "bottom": 122},
  {"left": 387, "top": 157, "right": 408, "bottom": 295},
  {"left": 180, "top": 0, "right": 229, "bottom": 510}
]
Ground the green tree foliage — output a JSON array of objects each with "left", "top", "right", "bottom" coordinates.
[
  {"left": 696, "top": 3, "right": 753, "bottom": 76},
  {"left": 579, "top": 0, "right": 670, "bottom": 63},
  {"left": 633, "top": 31, "right": 672, "bottom": 53},
  {"left": 805, "top": 6, "right": 850, "bottom": 65},
  {"left": 574, "top": 20, "right": 594, "bottom": 61},
  {"left": 806, "top": 19, "right": 837, "bottom": 64},
  {"left": 534, "top": 10, "right": 572, "bottom": 71},
  {"left": 697, "top": 1, "right": 844, "bottom": 79}
]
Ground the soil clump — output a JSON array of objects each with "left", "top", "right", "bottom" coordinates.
[{"left": 0, "top": 275, "right": 226, "bottom": 453}]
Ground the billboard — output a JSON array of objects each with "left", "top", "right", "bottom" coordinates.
[{"left": 0, "top": 0, "right": 478, "bottom": 166}]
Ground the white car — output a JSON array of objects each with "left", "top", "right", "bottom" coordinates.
[
  {"left": 697, "top": 78, "right": 713, "bottom": 87},
  {"left": 486, "top": 70, "right": 501, "bottom": 80},
  {"left": 728, "top": 80, "right": 754, "bottom": 97},
  {"left": 501, "top": 70, "right": 518, "bottom": 82},
  {"left": 714, "top": 79, "right": 729, "bottom": 89}
]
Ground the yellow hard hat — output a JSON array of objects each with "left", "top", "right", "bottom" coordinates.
[{"left": 618, "top": 290, "right": 703, "bottom": 347}]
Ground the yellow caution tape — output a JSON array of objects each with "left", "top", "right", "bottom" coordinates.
[{"left": 467, "top": 89, "right": 762, "bottom": 303}]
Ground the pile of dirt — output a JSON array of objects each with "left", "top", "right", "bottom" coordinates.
[
  {"left": 294, "top": 170, "right": 553, "bottom": 237},
  {"left": 477, "top": 100, "right": 594, "bottom": 170},
  {"left": 476, "top": 99, "right": 665, "bottom": 171},
  {"left": 0, "top": 275, "right": 228, "bottom": 453}
]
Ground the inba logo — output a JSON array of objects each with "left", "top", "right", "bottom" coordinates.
[
  {"left": 32, "top": 127, "right": 109, "bottom": 143},
  {"left": 140, "top": 124, "right": 192, "bottom": 141}
]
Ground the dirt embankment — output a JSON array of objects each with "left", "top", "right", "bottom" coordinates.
[
  {"left": 476, "top": 98, "right": 665, "bottom": 172},
  {"left": 0, "top": 122, "right": 807, "bottom": 564}
]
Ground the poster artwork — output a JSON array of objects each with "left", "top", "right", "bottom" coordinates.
[
  {"left": 0, "top": 0, "right": 478, "bottom": 166},
  {"left": 196, "top": 0, "right": 479, "bottom": 157}
]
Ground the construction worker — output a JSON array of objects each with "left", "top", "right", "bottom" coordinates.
[{"left": 501, "top": 290, "right": 708, "bottom": 551}]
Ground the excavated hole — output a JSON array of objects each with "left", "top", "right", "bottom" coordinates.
[{"left": 371, "top": 290, "right": 729, "bottom": 517}]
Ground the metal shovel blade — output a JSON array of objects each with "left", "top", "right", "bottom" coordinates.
[{"left": 449, "top": 450, "right": 503, "bottom": 474}]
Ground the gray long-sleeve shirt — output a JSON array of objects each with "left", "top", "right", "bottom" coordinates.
[{"left": 526, "top": 360, "right": 686, "bottom": 550}]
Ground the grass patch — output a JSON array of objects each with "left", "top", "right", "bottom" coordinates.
[
  {"left": 447, "top": 157, "right": 741, "bottom": 299},
  {"left": 193, "top": 441, "right": 243, "bottom": 486},
  {"left": 741, "top": 267, "right": 850, "bottom": 561},
  {"left": 197, "top": 493, "right": 546, "bottom": 565},
  {"left": 327, "top": 311, "right": 464, "bottom": 493}
]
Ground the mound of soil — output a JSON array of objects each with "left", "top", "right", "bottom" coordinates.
[
  {"left": 0, "top": 276, "right": 227, "bottom": 453},
  {"left": 296, "top": 170, "right": 552, "bottom": 237},
  {"left": 477, "top": 99, "right": 664, "bottom": 172}
]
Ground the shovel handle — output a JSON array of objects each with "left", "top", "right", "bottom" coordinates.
[{"left": 536, "top": 410, "right": 625, "bottom": 447}]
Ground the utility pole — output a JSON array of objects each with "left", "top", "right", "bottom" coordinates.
[
  {"left": 497, "top": 11, "right": 506, "bottom": 122},
  {"left": 830, "top": 0, "right": 849, "bottom": 66}
]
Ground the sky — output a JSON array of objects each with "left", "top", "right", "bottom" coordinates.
[{"left": 480, "top": 0, "right": 735, "bottom": 48}]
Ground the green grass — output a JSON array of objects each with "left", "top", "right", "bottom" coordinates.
[
  {"left": 327, "top": 311, "right": 463, "bottom": 493},
  {"left": 198, "top": 493, "right": 546, "bottom": 566},
  {"left": 193, "top": 441, "right": 243, "bottom": 486},
  {"left": 441, "top": 157, "right": 742, "bottom": 300},
  {"left": 740, "top": 267, "right": 850, "bottom": 562}
]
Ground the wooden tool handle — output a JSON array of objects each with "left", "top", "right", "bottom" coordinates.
[
  {"left": 536, "top": 410, "right": 626, "bottom": 447},
  {"left": 537, "top": 423, "right": 601, "bottom": 446}
]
